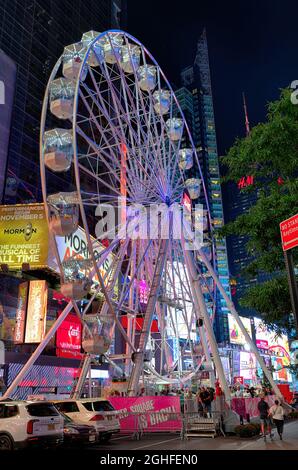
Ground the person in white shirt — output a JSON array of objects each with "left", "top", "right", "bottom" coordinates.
[{"left": 269, "top": 400, "right": 285, "bottom": 440}]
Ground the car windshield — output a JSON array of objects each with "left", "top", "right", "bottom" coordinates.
[{"left": 26, "top": 403, "right": 60, "bottom": 417}]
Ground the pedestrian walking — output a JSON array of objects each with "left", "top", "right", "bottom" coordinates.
[
  {"left": 269, "top": 400, "right": 285, "bottom": 440},
  {"left": 258, "top": 395, "right": 273, "bottom": 441}
]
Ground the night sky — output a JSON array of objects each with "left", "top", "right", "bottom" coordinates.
[{"left": 127, "top": 0, "right": 298, "bottom": 155}]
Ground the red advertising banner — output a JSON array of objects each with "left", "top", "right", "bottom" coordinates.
[
  {"left": 256, "top": 339, "right": 269, "bottom": 350},
  {"left": 109, "top": 396, "right": 182, "bottom": 432},
  {"left": 280, "top": 214, "right": 298, "bottom": 251},
  {"left": 233, "top": 376, "right": 244, "bottom": 385},
  {"left": 14, "top": 282, "right": 29, "bottom": 344},
  {"left": 56, "top": 313, "right": 82, "bottom": 359},
  {"left": 231, "top": 396, "right": 276, "bottom": 418},
  {"left": 121, "top": 316, "right": 159, "bottom": 333}
]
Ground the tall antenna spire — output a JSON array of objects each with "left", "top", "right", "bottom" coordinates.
[{"left": 242, "top": 92, "right": 250, "bottom": 136}]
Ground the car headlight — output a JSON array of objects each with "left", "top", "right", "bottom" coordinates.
[{"left": 64, "top": 427, "right": 80, "bottom": 435}]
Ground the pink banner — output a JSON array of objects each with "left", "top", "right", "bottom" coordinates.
[
  {"left": 109, "top": 396, "right": 182, "bottom": 432},
  {"left": 231, "top": 396, "right": 276, "bottom": 418}
]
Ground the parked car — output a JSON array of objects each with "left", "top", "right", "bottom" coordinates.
[
  {"left": 53, "top": 398, "right": 120, "bottom": 442},
  {"left": 0, "top": 400, "right": 64, "bottom": 450},
  {"left": 61, "top": 412, "right": 97, "bottom": 446}
]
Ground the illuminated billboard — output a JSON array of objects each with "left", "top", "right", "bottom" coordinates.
[
  {"left": 56, "top": 313, "right": 82, "bottom": 359},
  {"left": 228, "top": 314, "right": 252, "bottom": 345},
  {"left": 272, "top": 356, "right": 292, "bottom": 383},
  {"left": 24, "top": 280, "right": 48, "bottom": 343},
  {"left": 254, "top": 318, "right": 270, "bottom": 349},
  {"left": 48, "top": 226, "right": 114, "bottom": 291},
  {"left": 0, "top": 204, "right": 49, "bottom": 268},
  {"left": 13, "top": 282, "right": 29, "bottom": 344},
  {"left": 254, "top": 317, "right": 290, "bottom": 358},
  {"left": 239, "top": 351, "right": 257, "bottom": 380},
  {"left": 0, "top": 204, "right": 114, "bottom": 285}
]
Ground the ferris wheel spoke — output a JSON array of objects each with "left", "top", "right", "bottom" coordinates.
[
  {"left": 36, "top": 30, "right": 232, "bottom": 391},
  {"left": 90, "top": 64, "right": 166, "bottom": 200}
]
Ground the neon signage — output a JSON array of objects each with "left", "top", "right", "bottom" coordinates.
[{"left": 237, "top": 175, "right": 254, "bottom": 189}]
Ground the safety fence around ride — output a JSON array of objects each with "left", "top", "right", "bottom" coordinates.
[
  {"left": 109, "top": 396, "right": 226, "bottom": 440},
  {"left": 110, "top": 410, "right": 226, "bottom": 440}
]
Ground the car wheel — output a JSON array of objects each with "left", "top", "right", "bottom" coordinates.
[{"left": 0, "top": 434, "right": 13, "bottom": 451}]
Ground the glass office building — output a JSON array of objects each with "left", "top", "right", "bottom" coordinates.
[
  {"left": 176, "top": 30, "right": 231, "bottom": 342},
  {"left": 0, "top": 0, "right": 125, "bottom": 204}
]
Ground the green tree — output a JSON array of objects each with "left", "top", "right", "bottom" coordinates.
[{"left": 220, "top": 88, "right": 298, "bottom": 333}]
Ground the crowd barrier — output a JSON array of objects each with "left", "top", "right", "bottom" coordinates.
[
  {"left": 111, "top": 410, "right": 225, "bottom": 440},
  {"left": 231, "top": 395, "right": 276, "bottom": 419}
]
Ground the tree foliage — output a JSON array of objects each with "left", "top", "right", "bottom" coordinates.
[{"left": 220, "top": 88, "right": 298, "bottom": 332}]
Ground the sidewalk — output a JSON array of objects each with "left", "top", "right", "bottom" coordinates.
[
  {"left": 232, "top": 420, "right": 298, "bottom": 451},
  {"left": 104, "top": 420, "right": 298, "bottom": 451}
]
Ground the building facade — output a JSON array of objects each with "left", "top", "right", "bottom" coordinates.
[
  {"left": 176, "top": 30, "right": 231, "bottom": 342},
  {"left": 0, "top": 0, "right": 125, "bottom": 398},
  {"left": 0, "top": 0, "right": 125, "bottom": 204}
]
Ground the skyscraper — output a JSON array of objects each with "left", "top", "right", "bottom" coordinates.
[
  {"left": 176, "top": 30, "right": 231, "bottom": 342},
  {"left": 222, "top": 95, "right": 269, "bottom": 316},
  {"left": 0, "top": 0, "right": 126, "bottom": 204}
]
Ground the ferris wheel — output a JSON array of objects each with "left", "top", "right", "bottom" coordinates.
[{"left": 35, "top": 30, "right": 280, "bottom": 399}]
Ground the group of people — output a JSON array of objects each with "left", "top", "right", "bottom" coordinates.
[
  {"left": 196, "top": 386, "right": 215, "bottom": 416},
  {"left": 230, "top": 385, "right": 273, "bottom": 398},
  {"left": 258, "top": 396, "right": 286, "bottom": 440}
]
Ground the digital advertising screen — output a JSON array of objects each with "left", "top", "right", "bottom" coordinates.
[{"left": 228, "top": 314, "right": 252, "bottom": 345}]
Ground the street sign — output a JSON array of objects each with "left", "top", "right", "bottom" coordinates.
[{"left": 280, "top": 213, "right": 298, "bottom": 251}]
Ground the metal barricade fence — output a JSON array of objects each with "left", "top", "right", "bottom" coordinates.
[
  {"left": 183, "top": 410, "right": 226, "bottom": 439},
  {"left": 115, "top": 409, "right": 227, "bottom": 440}
]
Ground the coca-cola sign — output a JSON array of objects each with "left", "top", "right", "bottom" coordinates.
[{"left": 56, "top": 313, "right": 82, "bottom": 359}]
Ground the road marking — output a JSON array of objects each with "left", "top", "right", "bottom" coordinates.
[{"left": 132, "top": 437, "right": 180, "bottom": 450}]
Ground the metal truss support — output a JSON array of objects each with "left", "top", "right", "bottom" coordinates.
[
  {"left": 127, "top": 238, "right": 169, "bottom": 396},
  {"left": 71, "top": 354, "right": 92, "bottom": 399},
  {"left": 198, "top": 248, "right": 283, "bottom": 400},
  {"left": 183, "top": 246, "right": 231, "bottom": 401},
  {"left": 3, "top": 302, "right": 73, "bottom": 399}
]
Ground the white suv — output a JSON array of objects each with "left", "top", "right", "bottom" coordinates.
[
  {"left": 0, "top": 400, "right": 64, "bottom": 450},
  {"left": 54, "top": 398, "right": 120, "bottom": 442}
]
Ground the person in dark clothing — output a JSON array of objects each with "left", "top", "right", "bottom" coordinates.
[
  {"left": 200, "top": 387, "right": 212, "bottom": 417},
  {"left": 258, "top": 396, "right": 273, "bottom": 441}
]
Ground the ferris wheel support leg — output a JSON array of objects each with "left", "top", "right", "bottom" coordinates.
[
  {"left": 125, "top": 241, "right": 137, "bottom": 376},
  {"left": 127, "top": 239, "right": 169, "bottom": 396},
  {"left": 72, "top": 354, "right": 92, "bottom": 399},
  {"left": 198, "top": 248, "right": 283, "bottom": 400},
  {"left": 2, "top": 301, "right": 73, "bottom": 399},
  {"left": 183, "top": 247, "right": 231, "bottom": 402},
  {"left": 200, "top": 325, "right": 216, "bottom": 389}
]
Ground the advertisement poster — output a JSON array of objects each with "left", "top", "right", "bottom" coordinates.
[
  {"left": 239, "top": 351, "right": 257, "bottom": 380},
  {"left": 56, "top": 313, "right": 82, "bottom": 359},
  {"left": 109, "top": 396, "right": 182, "bottom": 432},
  {"left": 24, "top": 280, "right": 48, "bottom": 343},
  {"left": 254, "top": 317, "right": 270, "bottom": 349},
  {"left": 13, "top": 282, "right": 29, "bottom": 344},
  {"left": 0, "top": 204, "right": 49, "bottom": 268},
  {"left": 49, "top": 226, "right": 115, "bottom": 292},
  {"left": 271, "top": 356, "right": 292, "bottom": 383},
  {"left": 233, "top": 376, "right": 244, "bottom": 385},
  {"left": 228, "top": 314, "right": 252, "bottom": 345}
]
